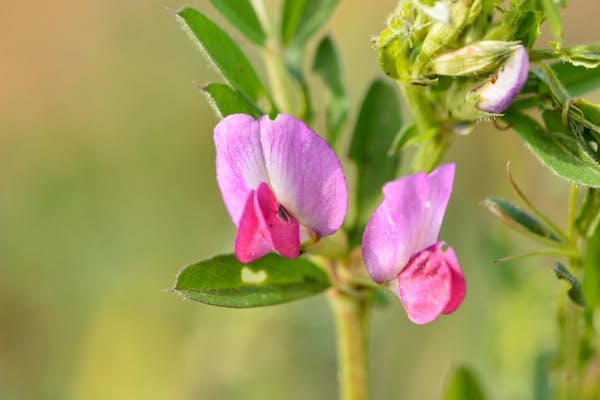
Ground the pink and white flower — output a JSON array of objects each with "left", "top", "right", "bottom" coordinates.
[
  {"left": 214, "top": 114, "right": 348, "bottom": 263},
  {"left": 362, "top": 163, "right": 465, "bottom": 324}
]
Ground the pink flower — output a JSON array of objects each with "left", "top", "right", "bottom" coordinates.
[
  {"left": 214, "top": 114, "right": 348, "bottom": 263},
  {"left": 362, "top": 163, "right": 465, "bottom": 324}
]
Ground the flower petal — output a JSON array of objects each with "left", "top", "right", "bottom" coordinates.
[
  {"left": 362, "top": 202, "right": 404, "bottom": 283},
  {"left": 215, "top": 114, "right": 269, "bottom": 225},
  {"left": 234, "top": 183, "right": 300, "bottom": 263},
  {"left": 477, "top": 45, "right": 529, "bottom": 114},
  {"left": 254, "top": 182, "right": 300, "bottom": 259},
  {"left": 440, "top": 245, "right": 466, "bottom": 314},
  {"left": 235, "top": 190, "right": 271, "bottom": 263},
  {"left": 395, "top": 242, "right": 453, "bottom": 324},
  {"left": 419, "top": 163, "right": 455, "bottom": 251},
  {"left": 259, "top": 114, "right": 347, "bottom": 237}
]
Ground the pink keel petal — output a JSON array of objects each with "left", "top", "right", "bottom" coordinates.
[
  {"left": 254, "top": 183, "right": 300, "bottom": 259},
  {"left": 259, "top": 115, "right": 347, "bottom": 237},
  {"left": 235, "top": 190, "right": 271, "bottom": 263},
  {"left": 234, "top": 183, "right": 300, "bottom": 263},
  {"left": 440, "top": 245, "right": 466, "bottom": 314},
  {"left": 396, "top": 242, "right": 460, "bottom": 324}
]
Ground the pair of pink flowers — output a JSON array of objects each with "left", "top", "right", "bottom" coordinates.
[{"left": 214, "top": 114, "right": 465, "bottom": 324}]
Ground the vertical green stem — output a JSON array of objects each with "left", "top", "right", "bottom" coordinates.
[
  {"left": 567, "top": 184, "right": 578, "bottom": 242},
  {"left": 251, "top": 0, "right": 295, "bottom": 114},
  {"left": 397, "top": 81, "right": 452, "bottom": 173},
  {"left": 557, "top": 299, "right": 583, "bottom": 400},
  {"left": 328, "top": 289, "right": 370, "bottom": 400}
]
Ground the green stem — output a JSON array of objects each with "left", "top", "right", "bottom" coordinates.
[
  {"left": 398, "top": 82, "right": 451, "bottom": 173},
  {"left": 328, "top": 289, "right": 370, "bottom": 400},
  {"left": 506, "top": 162, "right": 572, "bottom": 244},
  {"left": 529, "top": 43, "right": 600, "bottom": 62},
  {"left": 557, "top": 298, "right": 583, "bottom": 400},
  {"left": 567, "top": 184, "right": 578, "bottom": 243},
  {"left": 494, "top": 248, "right": 580, "bottom": 263},
  {"left": 251, "top": 0, "right": 295, "bottom": 114}
]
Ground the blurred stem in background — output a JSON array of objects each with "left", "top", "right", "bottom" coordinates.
[{"left": 328, "top": 288, "right": 370, "bottom": 400}]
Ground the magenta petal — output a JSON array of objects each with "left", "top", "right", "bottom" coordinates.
[
  {"left": 235, "top": 190, "right": 271, "bottom": 263},
  {"left": 215, "top": 114, "right": 269, "bottom": 226},
  {"left": 440, "top": 244, "right": 466, "bottom": 314},
  {"left": 254, "top": 183, "right": 300, "bottom": 259},
  {"left": 259, "top": 115, "right": 347, "bottom": 237},
  {"left": 395, "top": 242, "right": 453, "bottom": 324}
]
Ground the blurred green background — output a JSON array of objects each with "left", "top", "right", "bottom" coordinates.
[{"left": 1, "top": 1, "right": 599, "bottom": 399}]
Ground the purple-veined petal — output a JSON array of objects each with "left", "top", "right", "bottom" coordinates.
[
  {"left": 234, "top": 183, "right": 300, "bottom": 263},
  {"left": 477, "top": 45, "right": 529, "bottom": 114},
  {"left": 259, "top": 114, "right": 347, "bottom": 237},
  {"left": 215, "top": 114, "right": 269, "bottom": 225},
  {"left": 395, "top": 242, "right": 460, "bottom": 324}
]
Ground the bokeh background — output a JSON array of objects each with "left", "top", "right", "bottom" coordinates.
[{"left": 1, "top": 1, "right": 599, "bottom": 399}]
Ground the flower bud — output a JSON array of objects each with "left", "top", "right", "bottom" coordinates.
[
  {"left": 426, "top": 41, "right": 521, "bottom": 77},
  {"left": 448, "top": 45, "right": 529, "bottom": 120}
]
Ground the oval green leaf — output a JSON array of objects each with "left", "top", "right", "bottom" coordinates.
[
  {"left": 443, "top": 366, "right": 486, "bottom": 400},
  {"left": 482, "top": 197, "right": 563, "bottom": 242},
  {"left": 503, "top": 108, "right": 600, "bottom": 188},
  {"left": 552, "top": 62, "right": 600, "bottom": 97},
  {"left": 348, "top": 79, "right": 402, "bottom": 241},
  {"left": 172, "top": 253, "right": 331, "bottom": 308},
  {"left": 280, "top": 0, "right": 339, "bottom": 47},
  {"left": 208, "top": 0, "right": 266, "bottom": 46},
  {"left": 202, "top": 82, "right": 263, "bottom": 118},
  {"left": 177, "top": 8, "right": 270, "bottom": 108},
  {"left": 312, "top": 36, "right": 348, "bottom": 146}
]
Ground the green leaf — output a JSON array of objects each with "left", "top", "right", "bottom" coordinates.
[
  {"left": 280, "top": 0, "right": 306, "bottom": 45},
  {"left": 576, "top": 188, "right": 600, "bottom": 238},
  {"left": 482, "top": 197, "right": 562, "bottom": 242},
  {"left": 443, "top": 366, "right": 486, "bottom": 400},
  {"left": 390, "top": 123, "right": 418, "bottom": 154},
  {"left": 280, "top": 0, "right": 339, "bottom": 47},
  {"left": 583, "top": 224, "right": 600, "bottom": 308},
  {"left": 202, "top": 83, "right": 263, "bottom": 118},
  {"left": 554, "top": 262, "right": 586, "bottom": 307},
  {"left": 552, "top": 62, "right": 600, "bottom": 96},
  {"left": 312, "top": 36, "right": 349, "bottom": 146},
  {"left": 485, "top": 1, "right": 542, "bottom": 48},
  {"left": 172, "top": 253, "right": 331, "bottom": 308},
  {"left": 177, "top": 8, "right": 271, "bottom": 108},
  {"left": 348, "top": 79, "right": 402, "bottom": 239},
  {"left": 503, "top": 108, "right": 600, "bottom": 187},
  {"left": 208, "top": 0, "right": 266, "bottom": 46},
  {"left": 541, "top": 0, "right": 563, "bottom": 40}
]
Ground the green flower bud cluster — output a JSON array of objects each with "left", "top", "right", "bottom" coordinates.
[{"left": 374, "top": 0, "right": 536, "bottom": 124}]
